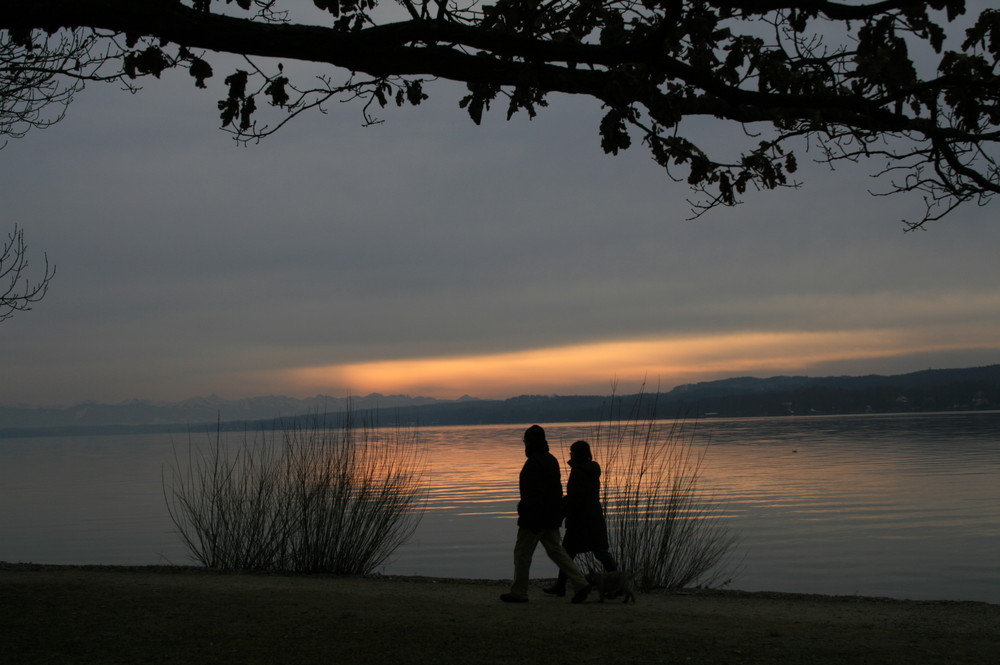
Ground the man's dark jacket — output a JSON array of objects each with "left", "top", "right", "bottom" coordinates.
[{"left": 517, "top": 439, "right": 564, "bottom": 532}]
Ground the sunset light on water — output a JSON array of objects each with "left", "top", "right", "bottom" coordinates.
[{"left": 5, "top": 413, "right": 997, "bottom": 603}]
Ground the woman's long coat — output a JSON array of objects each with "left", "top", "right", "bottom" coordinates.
[{"left": 562, "top": 458, "right": 609, "bottom": 552}]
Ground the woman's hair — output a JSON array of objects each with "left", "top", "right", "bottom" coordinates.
[{"left": 570, "top": 439, "right": 592, "bottom": 461}]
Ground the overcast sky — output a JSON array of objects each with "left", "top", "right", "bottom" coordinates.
[{"left": 3, "top": 8, "right": 1000, "bottom": 407}]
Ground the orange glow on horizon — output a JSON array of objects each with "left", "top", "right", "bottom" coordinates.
[{"left": 277, "top": 328, "right": 1000, "bottom": 399}]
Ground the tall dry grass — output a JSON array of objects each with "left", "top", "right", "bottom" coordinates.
[
  {"left": 163, "top": 412, "right": 425, "bottom": 574},
  {"left": 589, "top": 392, "right": 739, "bottom": 591}
]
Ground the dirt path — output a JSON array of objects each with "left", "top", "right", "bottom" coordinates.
[{"left": 2, "top": 565, "right": 998, "bottom": 664}]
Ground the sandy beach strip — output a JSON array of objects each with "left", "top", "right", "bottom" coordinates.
[{"left": 2, "top": 564, "right": 998, "bottom": 664}]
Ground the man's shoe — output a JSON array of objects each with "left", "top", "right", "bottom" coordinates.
[
  {"left": 500, "top": 593, "right": 528, "bottom": 603},
  {"left": 571, "top": 585, "right": 594, "bottom": 604},
  {"left": 541, "top": 585, "right": 565, "bottom": 597}
]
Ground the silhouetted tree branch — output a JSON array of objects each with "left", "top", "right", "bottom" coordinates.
[
  {"left": 1, "top": 224, "right": 55, "bottom": 323},
  {"left": 2, "top": 0, "right": 998, "bottom": 227}
]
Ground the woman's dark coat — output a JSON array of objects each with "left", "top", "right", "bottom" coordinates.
[{"left": 562, "top": 458, "right": 610, "bottom": 552}]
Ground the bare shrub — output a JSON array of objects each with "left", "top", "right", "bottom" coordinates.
[
  {"left": 164, "top": 413, "right": 425, "bottom": 574},
  {"left": 590, "top": 393, "right": 739, "bottom": 591}
]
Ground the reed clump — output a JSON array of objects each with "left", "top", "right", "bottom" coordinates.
[
  {"left": 590, "top": 393, "right": 739, "bottom": 591},
  {"left": 163, "top": 413, "right": 425, "bottom": 574}
]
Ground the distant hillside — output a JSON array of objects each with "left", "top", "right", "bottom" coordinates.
[
  {"left": 3, "top": 364, "right": 999, "bottom": 437},
  {"left": 371, "top": 364, "right": 1000, "bottom": 426},
  {"left": 660, "top": 364, "right": 1000, "bottom": 417},
  {"left": 0, "top": 393, "right": 457, "bottom": 434}
]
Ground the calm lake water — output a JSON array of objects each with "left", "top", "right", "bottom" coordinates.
[{"left": 1, "top": 412, "right": 998, "bottom": 603}]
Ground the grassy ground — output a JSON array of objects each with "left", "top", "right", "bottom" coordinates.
[{"left": 2, "top": 564, "right": 998, "bottom": 665}]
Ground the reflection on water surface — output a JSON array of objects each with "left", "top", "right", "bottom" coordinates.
[{"left": 1, "top": 412, "right": 998, "bottom": 603}]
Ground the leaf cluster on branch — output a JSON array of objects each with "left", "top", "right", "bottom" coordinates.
[{"left": 2, "top": 0, "right": 999, "bottom": 227}]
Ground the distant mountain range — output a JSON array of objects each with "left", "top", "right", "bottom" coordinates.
[
  {"left": 0, "top": 393, "right": 459, "bottom": 434},
  {"left": 3, "top": 364, "right": 1000, "bottom": 437}
]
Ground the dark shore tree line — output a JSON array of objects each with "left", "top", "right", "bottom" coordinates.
[
  {"left": 1, "top": 0, "right": 998, "bottom": 228},
  {"left": 715, "top": 381, "right": 999, "bottom": 416}
]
